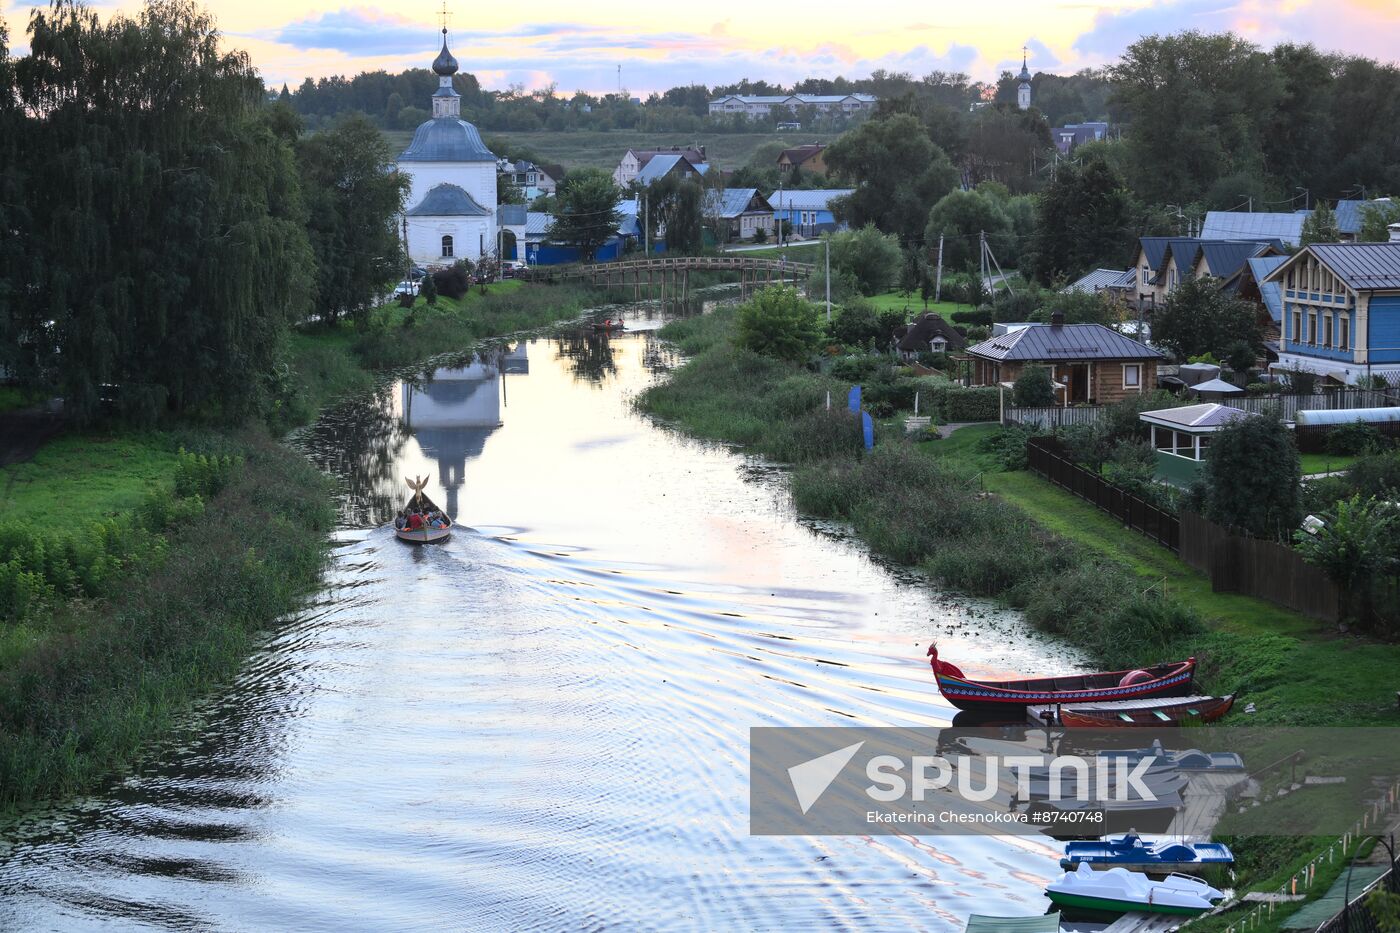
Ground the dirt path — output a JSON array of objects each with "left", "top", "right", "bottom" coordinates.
[{"left": 0, "top": 409, "right": 64, "bottom": 468}]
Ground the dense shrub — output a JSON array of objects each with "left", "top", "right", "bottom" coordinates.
[
  {"left": 432, "top": 261, "right": 473, "bottom": 300},
  {"left": 1325, "top": 421, "right": 1390, "bottom": 456},
  {"left": 977, "top": 423, "right": 1045, "bottom": 471},
  {"left": 1012, "top": 365, "right": 1056, "bottom": 407},
  {"left": 943, "top": 386, "right": 999, "bottom": 422},
  {"left": 830, "top": 355, "right": 885, "bottom": 383},
  {"left": 735, "top": 286, "right": 823, "bottom": 362}
]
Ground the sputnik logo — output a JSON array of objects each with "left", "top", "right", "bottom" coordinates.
[{"left": 788, "top": 741, "right": 865, "bottom": 814}]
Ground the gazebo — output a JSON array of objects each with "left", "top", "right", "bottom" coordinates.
[{"left": 1139, "top": 403, "right": 1256, "bottom": 485}]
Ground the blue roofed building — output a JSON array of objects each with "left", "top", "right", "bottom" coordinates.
[
  {"left": 1200, "top": 211, "right": 1310, "bottom": 247},
  {"left": 1265, "top": 242, "right": 1400, "bottom": 384},
  {"left": 396, "top": 29, "right": 499, "bottom": 266},
  {"left": 704, "top": 188, "right": 774, "bottom": 242},
  {"left": 766, "top": 189, "right": 854, "bottom": 237}
]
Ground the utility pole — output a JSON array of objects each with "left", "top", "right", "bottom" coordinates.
[
  {"left": 643, "top": 194, "right": 649, "bottom": 256},
  {"left": 979, "top": 230, "right": 987, "bottom": 296},
  {"left": 777, "top": 180, "right": 784, "bottom": 247},
  {"left": 824, "top": 236, "right": 831, "bottom": 323},
  {"left": 935, "top": 233, "right": 944, "bottom": 303},
  {"left": 402, "top": 215, "right": 411, "bottom": 285}
]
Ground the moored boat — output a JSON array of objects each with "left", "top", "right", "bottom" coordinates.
[
  {"left": 394, "top": 475, "right": 452, "bottom": 544},
  {"left": 1060, "top": 833, "right": 1234, "bottom": 874},
  {"left": 1045, "top": 863, "right": 1224, "bottom": 916},
  {"left": 1099, "top": 740, "right": 1244, "bottom": 771},
  {"left": 926, "top": 645, "right": 1196, "bottom": 713},
  {"left": 1059, "top": 694, "right": 1234, "bottom": 728}
]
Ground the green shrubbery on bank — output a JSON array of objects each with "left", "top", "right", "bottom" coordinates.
[{"left": 0, "top": 429, "right": 333, "bottom": 812}]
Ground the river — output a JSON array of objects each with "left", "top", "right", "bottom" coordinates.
[{"left": 0, "top": 301, "right": 1089, "bottom": 931}]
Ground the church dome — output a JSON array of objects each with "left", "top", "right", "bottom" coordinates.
[
  {"left": 432, "top": 31, "right": 459, "bottom": 76},
  {"left": 398, "top": 117, "right": 497, "bottom": 163}
]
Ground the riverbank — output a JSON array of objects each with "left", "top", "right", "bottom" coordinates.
[
  {"left": 639, "top": 307, "right": 1400, "bottom": 722},
  {"left": 0, "top": 279, "right": 613, "bottom": 814}
]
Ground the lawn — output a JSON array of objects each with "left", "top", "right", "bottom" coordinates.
[
  {"left": 1, "top": 433, "right": 179, "bottom": 530},
  {"left": 1299, "top": 452, "right": 1359, "bottom": 475},
  {"left": 382, "top": 129, "right": 817, "bottom": 173},
  {"left": 862, "top": 290, "right": 974, "bottom": 319}
]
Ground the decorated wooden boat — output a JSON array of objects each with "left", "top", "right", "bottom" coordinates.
[
  {"left": 926, "top": 645, "right": 1196, "bottom": 713},
  {"left": 1059, "top": 694, "right": 1234, "bottom": 728},
  {"left": 394, "top": 475, "right": 452, "bottom": 544},
  {"left": 1060, "top": 833, "right": 1234, "bottom": 874},
  {"left": 1045, "top": 863, "right": 1224, "bottom": 917}
]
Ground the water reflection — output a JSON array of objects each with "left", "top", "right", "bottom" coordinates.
[{"left": 403, "top": 353, "right": 505, "bottom": 518}]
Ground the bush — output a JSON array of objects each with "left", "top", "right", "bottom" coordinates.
[
  {"left": 432, "top": 261, "right": 473, "bottom": 300},
  {"left": 830, "top": 355, "right": 886, "bottom": 383},
  {"left": 735, "top": 285, "right": 822, "bottom": 362},
  {"left": 1346, "top": 451, "right": 1400, "bottom": 499},
  {"left": 951, "top": 308, "right": 992, "bottom": 326},
  {"left": 828, "top": 225, "right": 902, "bottom": 296},
  {"left": 943, "top": 386, "right": 999, "bottom": 422},
  {"left": 1012, "top": 365, "right": 1057, "bottom": 407},
  {"left": 977, "top": 424, "right": 1044, "bottom": 471},
  {"left": 1325, "top": 421, "right": 1390, "bottom": 456}
]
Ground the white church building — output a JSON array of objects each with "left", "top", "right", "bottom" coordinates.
[{"left": 397, "top": 30, "right": 498, "bottom": 267}]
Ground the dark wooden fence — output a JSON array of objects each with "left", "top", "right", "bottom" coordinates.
[
  {"left": 1025, "top": 437, "right": 1180, "bottom": 550},
  {"left": 1178, "top": 511, "right": 1339, "bottom": 622}
]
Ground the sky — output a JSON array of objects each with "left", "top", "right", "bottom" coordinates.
[{"left": 2, "top": 0, "right": 1398, "bottom": 95}]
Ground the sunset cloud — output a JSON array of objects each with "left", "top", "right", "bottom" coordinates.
[{"left": 0, "top": 0, "right": 1395, "bottom": 94}]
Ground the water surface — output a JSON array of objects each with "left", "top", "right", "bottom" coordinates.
[{"left": 1, "top": 304, "right": 1087, "bottom": 930}]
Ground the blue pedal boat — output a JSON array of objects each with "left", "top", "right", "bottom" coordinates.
[
  {"left": 1099, "top": 739, "right": 1244, "bottom": 772},
  {"left": 1060, "top": 833, "right": 1234, "bottom": 874}
]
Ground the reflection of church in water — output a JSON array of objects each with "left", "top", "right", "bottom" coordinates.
[{"left": 401, "top": 343, "right": 527, "bottom": 517}]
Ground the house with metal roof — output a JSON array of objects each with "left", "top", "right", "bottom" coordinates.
[
  {"left": 632, "top": 153, "right": 704, "bottom": 188},
  {"left": 612, "top": 146, "right": 708, "bottom": 187},
  {"left": 1333, "top": 198, "right": 1397, "bottom": 241},
  {"left": 396, "top": 30, "right": 499, "bottom": 266},
  {"left": 1264, "top": 241, "right": 1400, "bottom": 385},
  {"left": 1061, "top": 268, "right": 1135, "bottom": 295},
  {"left": 1200, "top": 211, "right": 1310, "bottom": 247},
  {"left": 703, "top": 188, "right": 775, "bottom": 242},
  {"left": 1050, "top": 122, "right": 1111, "bottom": 155},
  {"left": 1191, "top": 240, "right": 1282, "bottom": 284},
  {"left": 766, "top": 189, "right": 854, "bottom": 237},
  {"left": 967, "top": 312, "right": 1165, "bottom": 404}
]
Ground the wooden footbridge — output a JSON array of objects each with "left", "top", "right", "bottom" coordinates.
[{"left": 519, "top": 255, "right": 816, "bottom": 302}]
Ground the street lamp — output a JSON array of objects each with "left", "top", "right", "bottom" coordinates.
[{"left": 1296, "top": 187, "right": 1310, "bottom": 211}]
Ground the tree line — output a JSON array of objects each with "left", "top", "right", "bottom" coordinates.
[{"left": 0, "top": 0, "right": 408, "bottom": 425}]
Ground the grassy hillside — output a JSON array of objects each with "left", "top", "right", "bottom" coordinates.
[{"left": 383, "top": 129, "right": 822, "bottom": 173}]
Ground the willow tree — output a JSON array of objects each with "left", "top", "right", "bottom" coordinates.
[
  {"left": 12, "top": 0, "right": 312, "bottom": 422},
  {"left": 297, "top": 112, "right": 409, "bottom": 326},
  {"left": 0, "top": 15, "right": 34, "bottom": 385}
]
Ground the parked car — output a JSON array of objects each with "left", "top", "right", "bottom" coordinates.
[
  {"left": 393, "top": 280, "right": 418, "bottom": 297},
  {"left": 501, "top": 260, "right": 525, "bottom": 278}
]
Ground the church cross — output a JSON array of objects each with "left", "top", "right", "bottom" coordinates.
[{"left": 438, "top": 1, "right": 452, "bottom": 36}]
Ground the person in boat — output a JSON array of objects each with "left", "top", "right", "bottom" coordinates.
[
  {"left": 406, "top": 510, "right": 425, "bottom": 531},
  {"left": 394, "top": 510, "right": 407, "bottom": 530}
]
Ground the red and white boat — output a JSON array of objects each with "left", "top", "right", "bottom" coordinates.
[{"left": 927, "top": 645, "right": 1196, "bottom": 713}]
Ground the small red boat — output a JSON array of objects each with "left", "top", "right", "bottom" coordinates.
[
  {"left": 927, "top": 646, "right": 1196, "bottom": 713},
  {"left": 591, "top": 318, "right": 625, "bottom": 332},
  {"left": 1059, "top": 694, "right": 1235, "bottom": 728}
]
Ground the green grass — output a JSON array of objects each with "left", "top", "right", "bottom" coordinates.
[
  {"left": 1, "top": 434, "right": 180, "bottom": 531},
  {"left": 383, "top": 129, "right": 821, "bottom": 172},
  {"left": 1299, "top": 452, "right": 1360, "bottom": 475},
  {"left": 0, "top": 428, "right": 334, "bottom": 813},
  {"left": 861, "top": 290, "right": 974, "bottom": 320}
]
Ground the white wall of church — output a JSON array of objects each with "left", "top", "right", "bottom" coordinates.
[
  {"left": 400, "top": 161, "right": 497, "bottom": 218},
  {"left": 407, "top": 216, "right": 494, "bottom": 266}
]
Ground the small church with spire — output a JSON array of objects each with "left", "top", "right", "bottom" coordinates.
[
  {"left": 396, "top": 21, "right": 499, "bottom": 267},
  {"left": 1016, "top": 48, "right": 1033, "bottom": 111}
]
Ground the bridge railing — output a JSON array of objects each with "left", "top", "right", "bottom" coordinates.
[{"left": 518, "top": 255, "right": 815, "bottom": 282}]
